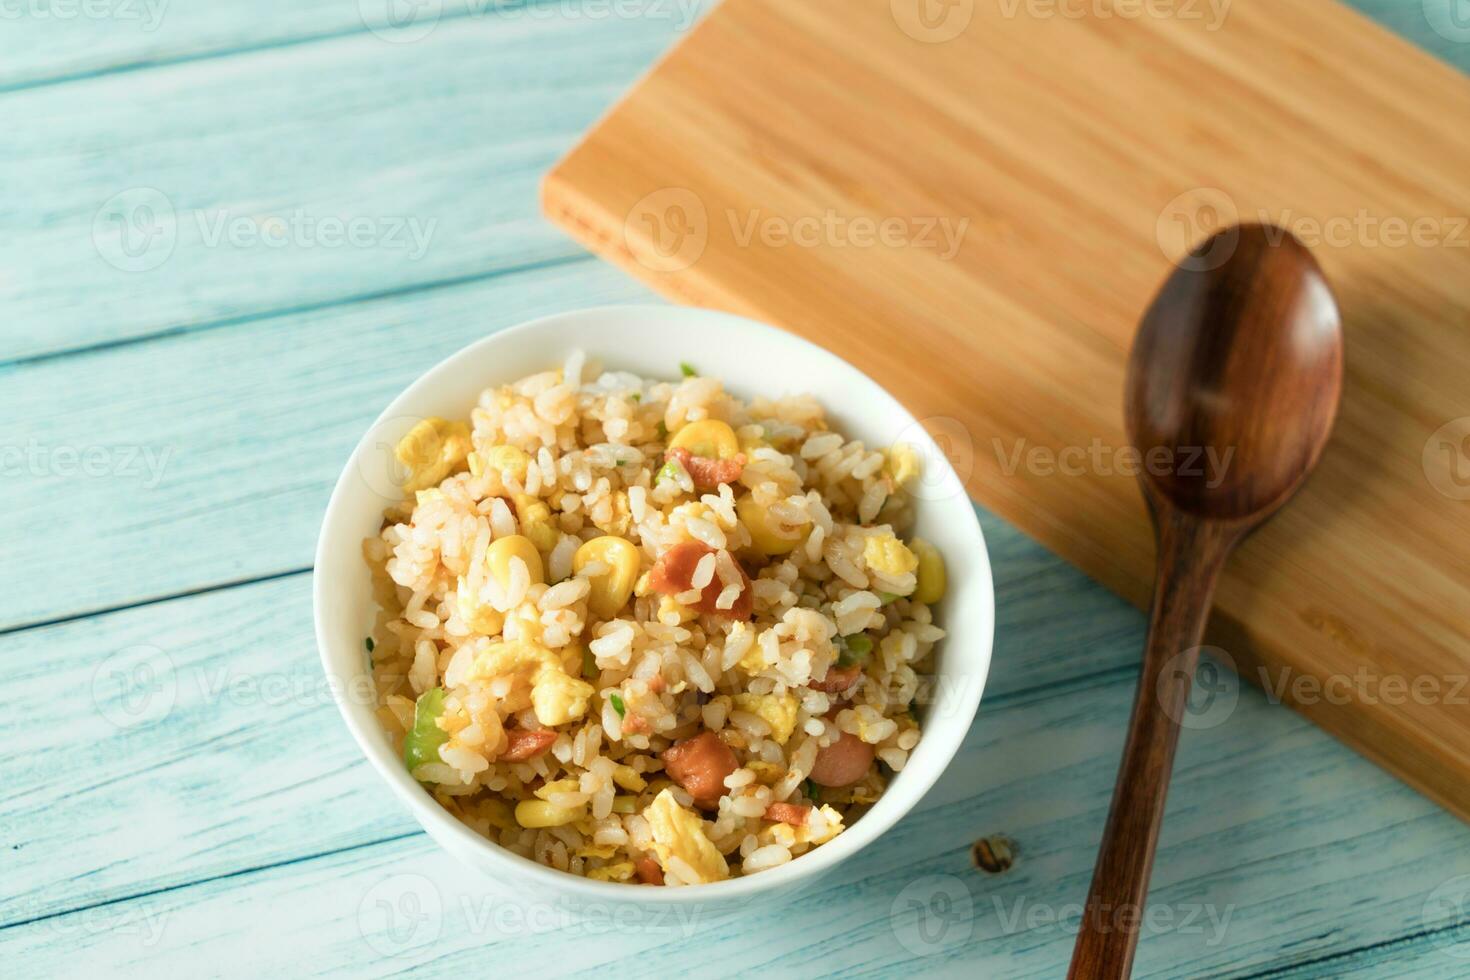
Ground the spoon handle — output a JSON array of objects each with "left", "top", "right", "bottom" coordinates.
[{"left": 1068, "top": 513, "right": 1236, "bottom": 979}]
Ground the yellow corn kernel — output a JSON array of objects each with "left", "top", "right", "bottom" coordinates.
[
  {"left": 885, "top": 443, "right": 921, "bottom": 488},
  {"left": 484, "top": 444, "right": 532, "bottom": 484},
  {"left": 910, "top": 537, "right": 947, "bottom": 605},
  {"left": 587, "top": 862, "right": 636, "bottom": 882},
  {"left": 573, "top": 536, "right": 641, "bottom": 620},
  {"left": 515, "top": 799, "right": 585, "bottom": 829},
  {"left": 486, "top": 534, "right": 545, "bottom": 590},
  {"left": 668, "top": 419, "right": 740, "bottom": 460},
  {"left": 612, "top": 765, "right": 647, "bottom": 792},
  {"left": 737, "top": 495, "right": 810, "bottom": 556},
  {"left": 395, "top": 418, "right": 472, "bottom": 494},
  {"left": 534, "top": 778, "right": 581, "bottom": 801}
]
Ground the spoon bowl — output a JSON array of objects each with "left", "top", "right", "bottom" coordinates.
[{"left": 1127, "top": 224, "right": 1343, "bottom": 523}]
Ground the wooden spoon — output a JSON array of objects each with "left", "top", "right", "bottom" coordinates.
[{"left": 1068, "top": 223, "right": 1343, "bottom": 978}]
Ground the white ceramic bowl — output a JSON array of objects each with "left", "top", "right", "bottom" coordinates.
[{"left": 315, "top": 304, "right": 994, "bottom": 907}]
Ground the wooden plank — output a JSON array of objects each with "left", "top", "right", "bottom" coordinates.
[
  {"left": 0, "top": 510, "right": 1144, "bottom": 925},
  {"left": 0, "top": 4, "right": 705, "bottom": 363},
  {"left": 0, "top": 575, "right": 416, "bottom": 930},
  {"left": 1268, "top": 937, "right": 1470, "bottom": 979},
  {"left": 0, "top": 0, "right": 710, "bottom": 90},
  {"left": 0, "top": 0, "right": 1450, "bottom": 93},
  {"left": 6, "top": 652, "right": 1469, "bottom": 976},
  {"left": 0, "top": 259, "right": 650, "bottom": 630},
  {"left": 541, "top": 0, "right": 1470, "bottom": 824}
]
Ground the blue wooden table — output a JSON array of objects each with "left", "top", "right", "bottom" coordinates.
[{"left": 4, "top": 2, "right": 1470, "bottom": 976}]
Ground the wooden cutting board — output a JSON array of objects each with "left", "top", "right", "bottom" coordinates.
[{"left": 542, "top": 0, "right": 1470, "bottom": 819}]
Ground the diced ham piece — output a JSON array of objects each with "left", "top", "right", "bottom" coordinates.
[
  {"left": 500, "top": 728, "right": 557, "bottom": 762},
  {"left": 666, "top": 447, "right": 746, "bottom": 490},
  {"left": 663, "top": 731, "right": 739, "bottom": 810},
  {"left": 809, "top": 664, "right": 863, "bottom": 693},
  {"left": 763, "top": 802, "right": 812, "bottom": 826},
  {"left": 636, "top": 857, "right": 665, "bottom": 885},
  {"left": 809, "top": 731, "right": 875, "bottom": 788},
  {"left": 648, "top": 542, "right": 754, "bottom": 620}
]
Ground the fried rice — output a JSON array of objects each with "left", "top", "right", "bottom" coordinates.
[{"left": 362, "top": 351, "right": 947, "bottom": 885}]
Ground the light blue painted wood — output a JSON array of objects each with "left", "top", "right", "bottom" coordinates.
[
  {"left": 6, "top": 644, "right": 1470, "bottom": 976},
  {"left": 0, "top": 0, "right": 1459, "bottom": 93},
  {"left": 0, "top": 0, "right": 710, "bottom": 90},
  {"left": 0, "top": 4, "right": 706, "bottom": 363}
]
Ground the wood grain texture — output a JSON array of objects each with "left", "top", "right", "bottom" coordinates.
[
  {"left": 7, "top": 641, "right": 1470, "bottom": 976},
  {"left": 0, "top": 3, "right": 705, "bottom": 363},
  {"left": 0, "top": 0, "right": 709, "bottom": 90},
  {"left": 542, "top": 0, "right": 1470, "bottom": 823}
]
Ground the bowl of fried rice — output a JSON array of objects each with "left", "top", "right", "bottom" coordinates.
[{"left": 316, "top": 304, "right": 993, "bottom": 903}]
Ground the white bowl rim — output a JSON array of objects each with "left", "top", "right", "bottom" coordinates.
[{"left": 314, "top": 303, "right": 995, "bottom": 903}]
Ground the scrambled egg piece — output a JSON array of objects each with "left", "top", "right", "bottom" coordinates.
[
  {"left": 863, "top": 533, "right": 919, "bottom": 578},
  {"left": 645, "top": 789, "right": 729, "bottom": 884},
  {"left": 482, "top": 444, "right": 531, "bottom": 483},
  {"left": 395, "top": 418, "right": 472, "bottom": 494},
  {"left": 513, "top": 494, "right": 559, "bottom": 554},
  {"left": 746, "top": 761, "right": 785, "bottom": 785},
  {"left": 470, "top": 640, "right": 594, "bottom": 727},
  {"left": 733, "top": 693, "right": 799, "bottom": 745},
  {"left": 612, "top": 765, "right": 647, "bottom": 792},
  {"left": 455, "top": 576, "right": 506, "bottom": 635},
  {"left": 575, "top": 843, "right": 620, "bottom": 860},
  {"left": 884, "top": 443, "right": 921, "bottom": 488},
  {"left": 587, "top": 862, "right": 636, "bottom": 882},
  {"left": 760, "top": 805, "right": 846, "bottom": 848}
]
